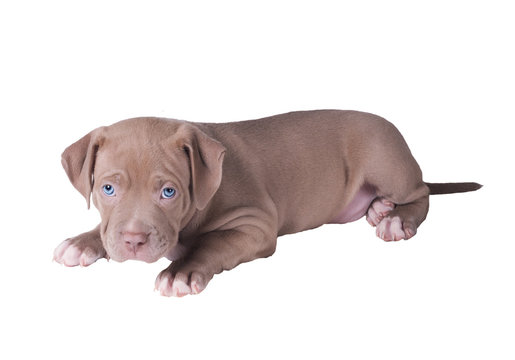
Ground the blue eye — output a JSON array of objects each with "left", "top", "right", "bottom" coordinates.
[
  {"left": 162, "top": 187, "right": 176, "bottom": 199},
  {"left": 102, "top": 184, "right": 115, "bottom": 196}
]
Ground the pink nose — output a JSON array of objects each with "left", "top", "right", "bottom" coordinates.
[{"left": 122, "top": 232, "right": 148, "bottom": 253}]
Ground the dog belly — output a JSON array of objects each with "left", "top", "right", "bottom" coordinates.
[{"left": 329, "top": 184, "right": 376, "bottom": 224}]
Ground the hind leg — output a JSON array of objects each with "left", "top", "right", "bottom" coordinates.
[
  {"left": 365, "top": 140, "right": 430, "bottom": 241},
  {"left": 366, "top": 195, "right": 429, "bottom": 241},
  {"left": 356, "top": 114, "right": 432, "bottom": 241},
  {"left": 375, "top": 196, "right": 429, "bottom": 241},
  {"left": 364, "top": 152, "right": 430, "bottom": 242}
]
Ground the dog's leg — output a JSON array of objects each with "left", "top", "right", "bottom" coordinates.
[
  {"left": 366, "top": 193, "right": 430, "bottom": 241},
  {"left": 361, "top": 120, "right": 431, "bottom": 241},
  {"left": 375, "top": 195, "right": 429, "bottom": 241},
  {"left": 155, "top": 227, "right": 276, "bottom": 297},
  {"left": 366, "top": 159, "right": 430, "bottom": 242},
  {"left": 53, "top": 224, "right": 107, "bottom": 266}
]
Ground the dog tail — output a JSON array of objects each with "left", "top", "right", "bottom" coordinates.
[{"left": 425, "top": 182, "right": 483, "bottom": 195}]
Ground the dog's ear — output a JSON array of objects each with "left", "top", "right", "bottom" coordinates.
[
  {"left": 61, "top": 127, "right": 106, "bottom": 208},
  {"left": 179, "top": 125, "right": 226, "bottom": 210}
]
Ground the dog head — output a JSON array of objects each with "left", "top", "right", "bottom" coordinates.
[{"left": 61, "top": 118, "right": 225, "bottom": 262}]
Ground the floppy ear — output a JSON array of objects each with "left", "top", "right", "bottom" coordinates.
[
  {"left": 61, "top": 127, "right": 106, "bottom": 208},
  {"left": 179, "top": 125, "right": 226, "bottom": 210}
]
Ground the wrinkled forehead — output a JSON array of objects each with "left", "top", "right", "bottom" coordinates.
[{"left": 94, "top": 119, "right": 189, "bottom": 186}]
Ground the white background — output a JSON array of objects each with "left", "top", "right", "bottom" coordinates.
[{"left": 1, "top": 1, "right": 513, "bottom": 359}]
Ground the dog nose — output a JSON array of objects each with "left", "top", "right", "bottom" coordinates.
[{"left": 122, "top": 232, "right": 148, "bottom": 253}]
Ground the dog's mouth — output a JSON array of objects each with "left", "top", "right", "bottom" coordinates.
[
  {"left": 102, "top": 227, "right": 176, "bottom": 263},
  {"left": 110, "top": 253, "right": 161, "bottom": 263}
]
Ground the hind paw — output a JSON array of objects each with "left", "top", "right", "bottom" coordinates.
[
  {"left": 376, "top": 216, "right": 417, "bottom": 241},
  {"left": 366, "top": 198, "right": 395, "bottom": 227}
]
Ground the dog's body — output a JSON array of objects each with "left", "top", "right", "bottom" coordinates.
[{"left": 54, "top": 110, "right": 481, "bottom": 296}]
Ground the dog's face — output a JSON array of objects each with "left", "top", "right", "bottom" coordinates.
[{"left": 62, "top": 118, "right": 225, "bottom": 263}]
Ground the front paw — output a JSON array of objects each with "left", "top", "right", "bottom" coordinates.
[
  {"left": 53, "top": 233, "right": 106, "bottom": 267},
  {"left": 154, "top": 266, "right": 209, "bottom": 297}
]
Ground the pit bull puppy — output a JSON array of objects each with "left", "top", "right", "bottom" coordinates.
[{"left": 53, "top": 110, "right": 481, "bottom": 297}]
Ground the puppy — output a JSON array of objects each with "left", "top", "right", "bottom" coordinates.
[{"left": 53, "top": 110, "right": 481, "bottom": 296}]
